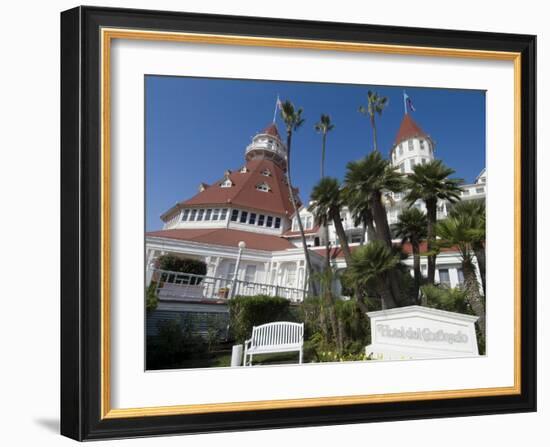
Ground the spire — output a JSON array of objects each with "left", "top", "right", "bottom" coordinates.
[
  {"left": 394, "top": 114, "right": 428, "bottom": 146},
  {"left": 261, "top": 123, "right": 282, "bottom": 140}
]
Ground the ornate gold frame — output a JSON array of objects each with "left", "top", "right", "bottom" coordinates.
[{"left": 100, "top": 27, "right": 522, "bottom": 419}]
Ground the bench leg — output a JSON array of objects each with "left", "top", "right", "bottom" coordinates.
[
  {"left": 299, "top": 349, "right": 303, "bottom": 364},
  {"left": 249, "top": 354, "right": 253, "bottom": 366}
]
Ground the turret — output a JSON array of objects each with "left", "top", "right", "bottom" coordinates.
[
  {"left": 245, "top": 123, "right": 288, "bottom": 171},
  {"left": 390, "top": 114, "right": 434, "bottom": 174}
]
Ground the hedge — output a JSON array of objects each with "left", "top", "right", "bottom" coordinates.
[
  {"left": 228, "top": 295, "right": 294, "bottom": 343},
  {"left": 157, "top": 254, "right": 207, "bottom": 284}
]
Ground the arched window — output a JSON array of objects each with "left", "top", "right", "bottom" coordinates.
[{"left": 260, "top": 168, "right": 272, "bottom": 177}]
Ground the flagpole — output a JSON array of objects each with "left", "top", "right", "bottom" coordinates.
[
  {"left": 272, "top": 94, "right": 279, "bottom": 123},
  {"left": 403, "top": 90, "right": 408, "bottom": 115}
]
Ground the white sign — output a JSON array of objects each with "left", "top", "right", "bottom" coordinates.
[{"left": 365, "top": 305, "right": 479, "bottom": 361}]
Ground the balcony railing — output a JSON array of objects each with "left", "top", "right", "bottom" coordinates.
[{"left": 151, "top": 269, "right": 305, "bottom": 303}]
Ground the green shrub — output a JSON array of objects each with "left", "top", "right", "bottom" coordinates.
[
  {"left": 228, "top": 295, "right": 294, "bottom": 343},
  {"left": 146, "top": 318, "right": 207, "bottom": 370},
  {"left": 157, "top": 254, "right": 207, "bottom": 284},
  {"left": 421, "top": 284, "right": 473, "bottom": 315},
  {"left": 146, "top": 281, "right": 159, "bottom": 312}
]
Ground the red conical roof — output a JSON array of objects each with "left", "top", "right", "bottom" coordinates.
[
  {"left": 261, "top": 123, "right": 282, "bottom": 140},
  {"left": 394, "top": 114, "right": 428, "bottom": 146}
]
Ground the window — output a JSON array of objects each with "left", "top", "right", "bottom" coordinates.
[
  {"left": 438, "top": 268, "right": 451, "bottom": 286},
  {"left": 305, "top": 215, "right": 313, "bottom": 229},
  {"left": 220, "top": 178, "right": 233, "bottom": 188},
  {"left": 239, "top": 166, "right": 248, "bottom": 173},
  {"left": 457, "top": 268, "right": 465, "bottom": 285},
  {"left": 400, "top": 163, "right": 405, "bottom": 173},
  {"left": 266, "top": 216, "right": 273, "bottom": 227},
  {"left": 249, "top": 213, "right": 257, "bottom": 225},
  {"left": 476, "top": 187, "right": 485, "bottom": 194},
  {"left": 422, "top": 158, "right": 427, "bottom": 164},
  {"left": 212, "top": 208, "right": 220, "bottom": 221},
  {"left": 410, "top": 159, "right": 416, "bottom": 168},
  {"left": 205, "top": 209, "right": 212, "bottom": 221},
  {"left": 286, "top": 264, "right": 297, "bottom": 287},
  {"left": 220, "top": 208, "right": 227, "bottom": 221},
  {"left": 274, "top": 217, "right": 281, "bottom": 229},
  {"left": 420, "top": 139, "right": 426, "bottom": 150},
  {"left": 181, "top": 209, "right": 190, "bottom": 222},
  {"left": 258, "top": 214, "right": 265, "bottom": 226},
  {"left": 256, "top": 182, "right": 271, "bottom": 192},
  {"left": 230, "top": 209, "right": 239, "bottom": 221},
  {"left": 408, "top": 140, "right": 414, "bottom": 151},
  {"left": 462, "top": 189, "right": 470, "bottom": 196},
  {"left": 226, "top": 262, "right": 236, "bottom": 279},
  {"left": 189, "top": 209, "right": 197, "bottom": 221},
  {"left": 197, "top": 209, "right": 204, "bottom": 221},
  {"left": 240, "top": 211, "right": 248, "bottom": 223},
  {"left": 260, "top": 168, "right": 271, "bottom": 177},
  {"left": 244, "top": 265, "right": 257, "bottom": 283},
  {"left": 398, "top": 145, "right": 403, "bottom": 156}
]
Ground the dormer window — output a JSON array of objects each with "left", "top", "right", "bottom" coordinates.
[
  {"left": 261, "top": 168, "right": 272, "bottom": 177},
  {"left": 239, "top": 166, "right": 248, "bottom": 173},
  {"left": 198, "top": 182, "right": 208, "bottom": 192},
  {"left": 220, "top": 178, "right": 233, "bottom": 188},
  {"left": 256, "top": 182, "right": 271, "bottom": 192}
]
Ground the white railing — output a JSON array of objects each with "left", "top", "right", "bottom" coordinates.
[{"left": 151, "top": 269, "right": 305, "bottom": 303}]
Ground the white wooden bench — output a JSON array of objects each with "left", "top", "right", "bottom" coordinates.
[{"left": 243, "top": 322, "right": 304, "bottom": 366}]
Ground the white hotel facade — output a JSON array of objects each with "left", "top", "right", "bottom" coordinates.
[{"left": 146, "top": 114, "right": 486, "bottom": 305}]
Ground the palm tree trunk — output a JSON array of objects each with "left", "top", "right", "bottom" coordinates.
[
  {"left": 286, "top": 131, "right": 318, "bottom": 296},
  {"left": 369, "top": 192, "right": 392, "bottom": 247},
  {"left": 426, "top": 198, "right": 437, "bottom": 284},
  {"left": 320, "top": 132, "right": 326, "bottom": 179},
  {"left": 463, "top": 257, "right": 485, "bottom": 340},
  {"left": 473, "top": 243, "right": 486, "bottom": 295},
  {"left": 412, "top": 243, "right": 421, "bottom": 304},
  {"left": 369, "top": 192, "right": 401, "bottom": 307},
  {"left": 330, "top": 210, "right": 353, "bottom": 267},
  {"left": 365, "top": 208, "right": 377, "bottom": 243},
  {"left": 378, "top": 279, "right": 397, "bottom": 309},
  {"left": 324, "top": 225, "right": 331, "bottom": 271},
  {"left": 371, "top": 115, "right": 377, "bottom": 152}
]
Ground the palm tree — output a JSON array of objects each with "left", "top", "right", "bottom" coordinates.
[
  {"left": 309, "top": 177, "right": 352, "bottom": 268},
  {"left": 279, "top": 100, "right": 318, "bottom": 296},
  {"left": 405, "top": 160, "right": 462, "bottom": 284},
  {"left": 345, "top": 151, "right": 405, "bottom": 247},
  {"left": 394, "top": 208, "right": 428, "bottom": 304},
  {"left": 437, "top": 216, "right": 485, "bottom": 339},
  {"left": 347, "top": 241, "right": 400, "bottom": 309},
  {"left": 314, "top": 114, "right": 335, "bottom": 178},
  {"left": 345, "top": 152, "right": 405, "bottom": 307},
  {"left": 344, "top": 188, "right": 376, "bottom": 245},
  {"left": 359, "top": 90, "right": 388, "bottom": 152},
  {"left": 449, "top": 199, "right": 486, "bottom": 294}
]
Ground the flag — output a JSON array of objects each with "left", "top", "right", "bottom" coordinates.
[
  {"left": 276, "top": 95, "right": 282, "bottom": 109},
  {"left": 403, "top": 91, "right": 416, "bottom": 113}
]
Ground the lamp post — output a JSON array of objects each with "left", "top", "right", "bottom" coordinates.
[{"left": 231, "top": 241, "right": 246, "bottom": 298}]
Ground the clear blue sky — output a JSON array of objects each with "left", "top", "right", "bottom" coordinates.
[{"left": 146, "top": 76, "right": 485, "bottom": 231}]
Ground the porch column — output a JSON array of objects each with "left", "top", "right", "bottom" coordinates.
[{"left": 145, "top": 249, "right": 158, "bottom": 287}]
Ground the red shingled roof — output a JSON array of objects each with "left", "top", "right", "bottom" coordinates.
[
  {"left": 261, "top": 123, "right": 282, "bottom": 140},
  {"left": 180, "top": 158, "right": 297, "bottom": 216},
  {"left": 282, "top": 225, "right": 320, "bottom": 237},
  {"left": 311, "top": 241, "right": 460, "bottom": 259},
  {"left": 147, "top": 228, "right": 295, "bottom": 251},
  {"left": 394, "top": 114, "right": 428, "bottom": 146}
]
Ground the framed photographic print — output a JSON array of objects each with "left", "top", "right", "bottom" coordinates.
[{"left": 60, "top": 6, "right": 536, "bottom": 441}]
